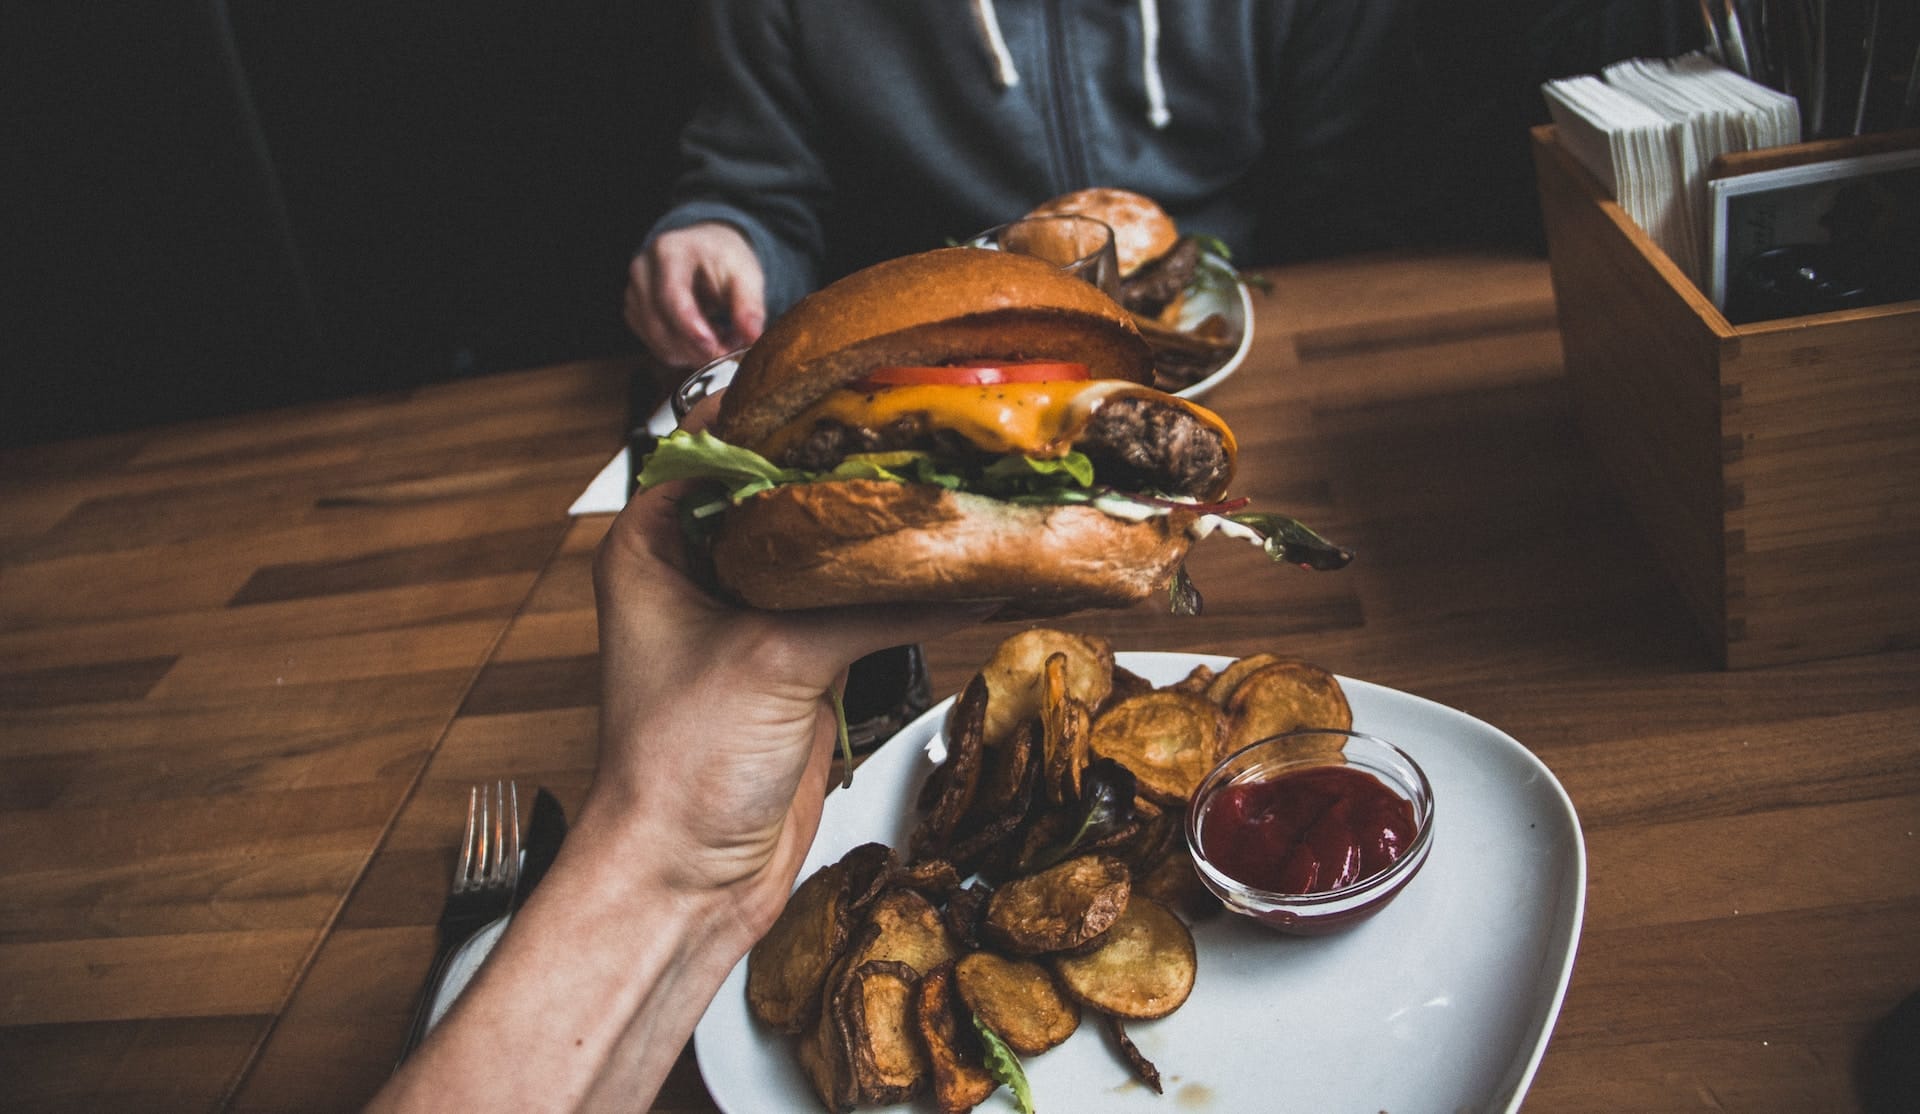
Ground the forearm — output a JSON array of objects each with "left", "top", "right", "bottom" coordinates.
[{"left": 370, "top": 795, "right": 773, "bottom": 1113}]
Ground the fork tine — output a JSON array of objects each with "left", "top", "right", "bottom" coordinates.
[
  {"left": 503, "top": 781, "right": 521, "bottom": 888},
  {"left": 478, "top": 783, "right": 496, "bottom": 889},
  {"left": 455, "top": 784, "right": 480, "bottom": 891},
  {"left": 489, "top": 781, "right": 507, "bottom": 884}
]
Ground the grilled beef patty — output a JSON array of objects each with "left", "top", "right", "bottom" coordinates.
[{"left": 774, "top": 395, "right": 1229, "bottom": 498}]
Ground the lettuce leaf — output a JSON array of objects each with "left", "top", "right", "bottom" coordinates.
[
  {"left": 635, "top": 429, "right": 802, "bottom": 503},
  {"left": 637, "top": 430, "right": 1098, "bottom": 504}
]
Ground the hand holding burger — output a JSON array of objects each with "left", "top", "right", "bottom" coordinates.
[{"left": 638, "top": 247, "right": 1345, "bottom": 618}]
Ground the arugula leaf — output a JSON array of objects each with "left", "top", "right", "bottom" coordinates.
[
  {"left": 1226, "top": 513, "right": 1354, "bottom": 571},
  {"left": 1168, "top": 562, "right": 1203, "bottom": 615},
  {"left": 1023, "top": 758, "right": 1136, "bottom": 871},
  {"left": 828, "top": 687, "right": 853, "bottom": 789},
  {"left": 973, "top": 1015, "right": 1036, "bottom": 1114}
]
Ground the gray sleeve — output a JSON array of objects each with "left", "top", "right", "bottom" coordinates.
[{"left": 640, "top": 0, "right": 831, "bottom": 317}]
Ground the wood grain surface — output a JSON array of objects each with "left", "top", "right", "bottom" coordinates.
[{"left": 5, "top": 253, "right": 1918, "bottom": 1113}]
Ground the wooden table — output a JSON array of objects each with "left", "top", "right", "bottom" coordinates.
[{"left": 4, "top": 251, "right": 1917, "bottom": 1112}]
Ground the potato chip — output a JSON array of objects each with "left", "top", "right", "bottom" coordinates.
[
  {"left": 1103, "top": 1014, "right": 1164, "bottom": 1094},
  {"left": 837, "top": 959, "right": 928, "bottom": 1105},
  {"left": 982, "top": 853, "right": 1131, "bottom": 956},
  {"left": 914, "top": 961, "right": 998, "bottom": 1114},
  {"left": 797, "top": 993, "right": 855, "bottom": 1113},
  {"left": 1221, "top": 660, "right": 1352, "bottom": 756},
  {"left": 911, "top": 673, "right": 990, "bottom": 861},
  {"left": 1087, "top": 689, "right": 1226, "bottom": 806},
  {"left": 955, "top": 950, "right": 1081, "bottom": 1055},
  {"left": 844, "top": 888, "right": 960, "bottom": 978},
  {"left": 981, "top": 629, "right": 1113, "bottom": 747},
  {"left": 749, "top": 856, "right": 862, "bottom": 1033},
  {"left": 1051, "top": 897, "right": 1196, "bottom": 1019},
  {"left": 1104, "top": 664, "right": 1157, "bottom": 710},
  {"left": 1203, "top": 652, "right": 1284, "bottom": 706},
  {"left": 1039, "top": 653, "right": 1093, "bottom": 806}
]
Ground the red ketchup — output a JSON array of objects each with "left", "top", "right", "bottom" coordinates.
[{"left": 1198, "top": 765, "right": 1416, "bottom": 894}]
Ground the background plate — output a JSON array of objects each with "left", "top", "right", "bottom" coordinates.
[
  {"left": 693, "top": 653, "right": 1586, "bottom": 1114},
  {"left": 1166, "top": 257, "right": 1254, "bottom": 401}
]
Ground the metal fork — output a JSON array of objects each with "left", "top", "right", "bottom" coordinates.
[{"left": 396, "top": 780, "right": 520, "bottom": 1064}]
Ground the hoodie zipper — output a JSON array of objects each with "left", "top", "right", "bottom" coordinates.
[{"left": 1041, "top": 0, "right": 1092, "bottom": 189}]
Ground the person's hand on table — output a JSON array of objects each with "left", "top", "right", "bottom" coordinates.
[
  {"left": 624, "top": 221, "right": 767, "bottom": 370},
  {"left": 369, "top": 396, "right": 981, "bottom": 1113}
]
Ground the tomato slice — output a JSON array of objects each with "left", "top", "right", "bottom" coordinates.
[{"left": 856, "top": 360, "right": 1091, "bottom": 388}]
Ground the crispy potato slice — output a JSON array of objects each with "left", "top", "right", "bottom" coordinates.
[
  {"left": 893, "top": 857, "right": 961, "bottom": 898},
  {"left": 955, "top": 950, "right": 1081, "bottom": 1055},
  {"left": 911, "top": 673, "right": 991, "bottom": 861},
  {"left": 1104, "top": 1014, "right": 1164, "bottom": 1094},
  {"left": 1132, "top": 836, "right": 1222, "bottom": 921},
  {"left": 944, "top": 724, "right": 1040, "bottom": 878},
  {"left": 970, "top": 716, "right": 1037, "bottom": 822},
  {"left": 941, "top": 881, "right": 993, "bottom": 950},
  {"left": 982, "top": 853, "right": 1131, "bottom": 956},
  {"left": 797, "top": 963, "right": 857, "bottom": 1113},
  {"left": 1222, "top": 660, "right": 1352, "bottom": 756},
  {"left": 981, "top": 629, "right": 1114, "bottom": 747},
  {"left": 1051, "top": 897, "right": 1196, "bottom": 1019},
  {"left": 1104, "top": 664, "right": 1157, "bottom": 710},
  {"left": 838, "top": 959, "right": 928, "bottom": 1105},
  {"left": 1088, "top": 690, "right": 1226, "bottom": 806},
  {"left": 840, "top": 841, "right": 898, "bottom": 916},
  {"left": 1204, "top": 652, "right": 1284, "bottom": 706},
  {"left": 1040, "top": 653, "right": 1094, "bottom": 805},
  {"left": 749, "top": 858, "right": 858, "bottom": 1032},
  {"left": 844, "top": 888, "right": 959, "bottom": 977},
  {"left": 914, "top": 961, "right": 999, "bottom": 1114}
]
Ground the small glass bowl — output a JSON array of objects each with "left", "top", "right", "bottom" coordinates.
[{"left": 1185, "top": 728, "right": 1435, "bottom": 936}]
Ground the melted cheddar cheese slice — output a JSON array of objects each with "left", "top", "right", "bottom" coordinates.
[{"left": 756, "top": 380, "right": 1234, "bottom": 462}]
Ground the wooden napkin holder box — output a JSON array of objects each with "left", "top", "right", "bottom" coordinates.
[{"left": 1530, "top": 124, "right": 1920, "bottom": 669}]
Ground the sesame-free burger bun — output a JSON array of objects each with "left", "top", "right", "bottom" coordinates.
[
  {"left": 709, "top": 479, "right": 1194, "bottom": 615},
  {"left": 716, "top": 247, "right": 1154, "bottom": 451},
  {"left": 1025, "top": 188, "right": 1180, "bottom": 277}
]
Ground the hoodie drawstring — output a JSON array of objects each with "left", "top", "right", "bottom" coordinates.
[
  {"left": 971, "top": 0, "right": 1022, "bottom": 88},
  {"left": 968, "top": 0, "right": 1170, "bottom": 128},
  {"left": 1137, "top": 0, "right": 1170, "bottom": 128}
]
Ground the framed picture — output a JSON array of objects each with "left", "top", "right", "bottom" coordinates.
[{"left": 1707, "top": 145, "right": 1920, "bottom": 323}]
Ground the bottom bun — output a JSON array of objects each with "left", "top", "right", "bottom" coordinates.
[{"left": 710, "top": 480, "right": 1193, "bottom": 615}]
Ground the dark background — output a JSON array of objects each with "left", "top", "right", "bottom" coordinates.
[{"left": 2, "top": 1, "right": 1698, "bottom": 447}]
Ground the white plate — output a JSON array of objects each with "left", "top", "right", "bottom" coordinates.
[
  {"left": 1165, "top": 256, "right": 1254, "bottom": 401},
  {"left": 693, "top": 652, "right": 1585, "bottom": 1114}
]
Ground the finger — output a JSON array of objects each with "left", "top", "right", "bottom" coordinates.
[
  {"left": 722, "top": 267, "right": 767, "bottom": 349},
  {"left": 659, "top": 264, "right": 728, "bottom": 364},
  {"left": 627, "top": 272, "right": 707, "bottom": 369}
]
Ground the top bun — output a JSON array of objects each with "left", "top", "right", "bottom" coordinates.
[
  {"left": 1025, "top": 188, "right": 1179, "bottom": 277},
  {"left": 717, "top": 247, "right": 1154, "bottom": 451}
]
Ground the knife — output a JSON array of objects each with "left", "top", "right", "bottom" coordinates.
[{"left": 513, "top": 786, "right": 569, "bottom": 911}]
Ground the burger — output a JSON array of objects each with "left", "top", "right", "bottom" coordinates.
[
  {"left": 1023, "top": 187, "right": 1207, "bottom": 322},
  {"left": 637, "top": 246, "right": 1345, "bottom": 617},
  {"left": 1024, "top": 188, "right": 1239, "bottom": 388}
]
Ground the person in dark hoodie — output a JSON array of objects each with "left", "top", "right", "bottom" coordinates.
[
  {"left": 623, "top": 0, "right": 1704, "bottom": 371},
  {"left": 624, "top": 0, "right": 1417, "bottom": 370}
]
